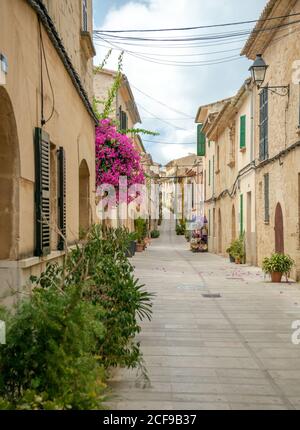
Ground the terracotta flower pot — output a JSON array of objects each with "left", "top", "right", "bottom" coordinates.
[
  {"left": 136, "top": 242, "right": 144, "bottom": 252},
  {"left": 235, "top": 257, "right": 241, "bottom": 264},
  {"left": 271, "top": 272, "right": 283, "bottom": 283}
]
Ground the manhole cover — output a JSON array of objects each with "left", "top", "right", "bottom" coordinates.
[{"left": 202, "top": 293, "right": 222, "bottom": 298}]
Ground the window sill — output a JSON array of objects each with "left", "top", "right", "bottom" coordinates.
[
  {"left": 80, "top": 31, "right": 96, "bottom": 59},
  {"left": 0, "top": 245, "right": 79, "bottom": 270},
  {"left": 240, "top": 147, "right": 246, "bottom": 153},
  {"left": 227, "top": 160, "right": 235, "bottom": 168}
]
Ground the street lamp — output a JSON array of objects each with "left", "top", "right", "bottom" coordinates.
[
  {"left": 249, "top": 54, "right": 268, "bottom": 88},
  {"left": 249, "top": 53, "right": 289, "bottom": 96}
]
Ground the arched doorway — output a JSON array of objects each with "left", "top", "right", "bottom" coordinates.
[
  {"left": 218, "top": 209, "right": 222, "bottom": 254},
  {"left": 0, "top": 87, "right": 20, "bottom": 260},
  {"left": 79, "top": 160, "right": 90, "bottom": 234},
  {"left": 231, "top": 204, "right": 236, "bottom": 241},
  {"left": 275, "top": 202, "right": 284, "bottom": 253}
]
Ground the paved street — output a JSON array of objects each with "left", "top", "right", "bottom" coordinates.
[{"left": 109, "top": 221, "right": 300, "bottom": 410}]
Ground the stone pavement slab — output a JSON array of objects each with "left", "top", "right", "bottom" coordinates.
[{"left": 108, "top": 221, "right": 300, "bottom": 410}]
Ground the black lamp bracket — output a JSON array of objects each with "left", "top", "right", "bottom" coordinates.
[{"left": 258, "top": 85, "right": 290, "bottom": 97}]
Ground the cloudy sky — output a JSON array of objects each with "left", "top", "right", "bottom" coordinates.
[{"left": 93, "top": 0, "right": 267, "bottom": 165}]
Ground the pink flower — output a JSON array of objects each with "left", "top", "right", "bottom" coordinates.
[{"left": 95, "top": 119, "right": 145, "bottom": 204}]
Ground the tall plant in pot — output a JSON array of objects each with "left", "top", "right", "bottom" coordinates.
[
  {"left": 262, "top": 253, "right": 295, "bottom": 283},
  {"left": 134, "top": 217, "right": 147, "bottom": 252},
  {"left": 231, "top": 233, "right": 245, "bottom": 264}
]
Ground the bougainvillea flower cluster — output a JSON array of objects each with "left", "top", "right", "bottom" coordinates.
[{"left": 96, "top": 119, "right": 145, "bottom": 204}]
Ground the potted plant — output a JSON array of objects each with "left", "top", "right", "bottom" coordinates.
[
  {"left": 262, "top": 253, "right": 295, "bottom": 283},
  {"left": 226, "top": 243, "right": 236, "bottom": 263},
  {"left": 125, "top": 232, "right": 137, "bottom": 258},
  {"left": 134, "top": 217, "right": 147, "bottom": 252},
  {"left": 231, "top": 234, "right": 245, "bottom": 264},
  {"left": 151, "top": 230, "right": 160, "bottom": 239},
  {"left": 176, "top": 219, "right": 186, "bottom": 236}
]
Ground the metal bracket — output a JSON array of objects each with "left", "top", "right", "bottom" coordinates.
[{"left": 259, "top": 85, "right": 290, "bottom": 97}]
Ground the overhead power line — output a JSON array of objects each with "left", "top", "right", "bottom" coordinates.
[
  {"left": 95, "top": 12, "right": 300, "bottom": 33},
  {"left": 143, "top": 139, "right": 195, "bottom": 145},
  {"left": 136, "top": 103, "right": 186, "bottom": 130},
  {"left": 94, "top": 17, "right": 300, "bottom": 42},
  {"left": 132, "top": 85, "right": 193, "bottom": 118}
]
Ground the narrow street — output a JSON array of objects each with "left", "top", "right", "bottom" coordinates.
[{"left": 109, "top": 221, "right": 300, "bottom": 410}]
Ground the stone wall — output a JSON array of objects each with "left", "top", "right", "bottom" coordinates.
[{"left": 0, "top": 0, "right": 96, "bottom": 299}]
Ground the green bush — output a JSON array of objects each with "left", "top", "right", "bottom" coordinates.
[
  {"left": 134, "top": 217, "right": 148, "bottom": 244},
  {"left": 227, "top": 233, "right": 245, "bottom": 261},
  {"left": 176, "top": 219, "right": 186, "bottom": 236},
  {"left": 262, "top": 253, "right": 294, "bottom": 276},
  {"left": 0, "top": 285, "right": 106, "bottom": 410},
  {"left": 150, "top": 230, "right": 160, "bottom": 239},
  {"left": 0, "top": 225, "right": 153, "bottom": 409}
]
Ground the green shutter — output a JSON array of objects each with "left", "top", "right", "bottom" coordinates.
[
  {"left": 57, "top": 147, "right": 66, "bottom": 251},
  {"left": 240, "top": 194, "right": 244, "bottom": 235},
  {"left": 240, "top": 115, "right": 246, "bottom": 149},
  {"left": 34, "top": 127, "right": 51, "bottom": 257},
  {"left": 197, "top": 124, "right": 206, "bottom": 156}
]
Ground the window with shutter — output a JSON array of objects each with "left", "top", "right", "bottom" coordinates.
[
  {"left": 82, "top": 0, "right": 88, "bottom": 32},
  {"left": 260, "top": 88, "right": 268, "bottom": 161},
  {"left": 197, "top": 124, "right": 206, "bottom": 156},
  {"left": 264, "top": 173, "right": 270, "bottom": 223},
  {"left": 240, "top": 115, "right": 246, "bottom": 149},
  {"left": 122, "top": 111, "right": 128, "bottom": 131},
  {"left": 34, "top": 128, "right": 51, "bottom": 257},
  {"left": 57, "top": 147, "right": 66, "bottom": 250}
]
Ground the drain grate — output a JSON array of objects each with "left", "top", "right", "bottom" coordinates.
[
  {"left": 202, "top": 293, "right": 222, "bottom": 299},
  {"left": 177, "top": 285, "right": 203, "bottom": 290}
]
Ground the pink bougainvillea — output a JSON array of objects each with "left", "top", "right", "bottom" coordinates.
[{"left": 96, "top": 119, "right": 145, "bottom": 204}]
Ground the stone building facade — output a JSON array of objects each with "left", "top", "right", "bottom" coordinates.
[
  {"left": 161, "top": 154, "right": 203, "bottom": 222},
  {"left": 195, "top": 0, "right": 300, "bottom": 279},
  {"left": 242, "top": 0, "right": 300, "bottom": 280},
  {"left": 198, "top": 81, "right": 257, "bottom": 265},
  {"left": 0, "top": 0, "right": 97, "bottom": 304},
  {"left": 195, "top": 99, "right": 232, "bottom": 254}
]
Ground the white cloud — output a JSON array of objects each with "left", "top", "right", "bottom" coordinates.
[{"left": 94, "top": 0, "right": 266, "bottom": 165}]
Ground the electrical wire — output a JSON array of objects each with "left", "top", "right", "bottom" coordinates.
[
  {"left": 95, "top": 12, "right": 300, "bottom": 33},
  {"left": 39, "top": 19, "right": 55, "bottom": 126},
  {"left": 94, "top": 18, "right": 300, "bottom": 43},
  {"left": 136, "top": 103, "right": 186, "bottom": 130},
  {"left": 95, "top": 35, "right": 245, "bottom": 67},
  {"left": 143, "top": 139, "right": 195, "bottom": 145},
  {"left": 132, "top": 85, "right": 193, "bottom": 118}
]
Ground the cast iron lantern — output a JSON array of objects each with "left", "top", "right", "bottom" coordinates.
[{"left": 249, "top": 54, "right": 268, "bottom": 88}]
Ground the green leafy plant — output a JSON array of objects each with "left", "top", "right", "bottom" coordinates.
[
  {"left": 150, "top": 230, "right": 160, "bottom": 239},
  {"left": 229, "top": 233, "right": 245, "bottom": 262},
  {"left": 176, "top": 219, "right": 186, "bottom": 236},
  {"left": 0, "top": 225, "right": 154, "bottom": 409},
  {"left": 0, "top": 285, "right": 106, "bottom": 410},
  {"left": 262, "top": 253, "right": 295, "bottom": 276},
  {"left": 134, "top": 217, "right": 148, "bottom": 244}
]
